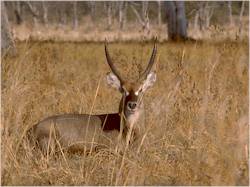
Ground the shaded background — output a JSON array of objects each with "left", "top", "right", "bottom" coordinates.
[{"left": 2, "top": 1, "right": 249, "bottom": 43}]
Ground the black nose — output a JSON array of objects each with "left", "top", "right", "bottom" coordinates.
[{"left": 128, "top": 102, "right": 137, "bottom": 110}]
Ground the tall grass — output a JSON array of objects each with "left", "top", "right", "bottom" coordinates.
[{"left": 1, "top": 40, "right": 249, "bottom": 185}]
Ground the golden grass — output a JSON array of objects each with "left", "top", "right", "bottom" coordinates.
[{"left": 1, "top": 39, "right": 249, "bottom": 185}]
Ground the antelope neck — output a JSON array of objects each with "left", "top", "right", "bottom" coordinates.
[{"left": 98, "top": 113, "right": 125, "bottom": 132}]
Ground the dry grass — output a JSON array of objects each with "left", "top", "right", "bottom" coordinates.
[
  {"left": 11, "top": 16, "right": 249, "bottom": 42},
  {"left": 1, "top": 39, "right": 249, "bottom": 185}
]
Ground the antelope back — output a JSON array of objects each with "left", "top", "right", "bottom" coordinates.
[{"left": 33, "top": 114, "right": 123, "bottom": 152}]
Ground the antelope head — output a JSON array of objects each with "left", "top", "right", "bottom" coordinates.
[{"left": 105, "top": 39, "right": 157, "bottom": 130}]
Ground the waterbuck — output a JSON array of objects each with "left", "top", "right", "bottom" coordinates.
[{"left": 29, "top": 40, "right": 157, "bottom": 153}]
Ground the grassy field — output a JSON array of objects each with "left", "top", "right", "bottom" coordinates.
[{"left": 1, "top": 39, "right": 249, "bottom": 185}]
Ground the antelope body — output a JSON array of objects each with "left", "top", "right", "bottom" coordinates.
[{"left": 30, "top": 40, "right": 157, "bottom": 153}]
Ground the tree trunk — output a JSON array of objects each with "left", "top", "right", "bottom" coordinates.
[
  {"left": 42, "top": 2, "right": 48, "bottom": 27},
  {"left": 107, "top": 2, "right": 112, "bottom": 30},
  {"left": 142, "top": 1, "right": 148, "bottom": 19},
  {"left": 14, "top": 1, "right": 22, "bottom": 24},
  {"left": 195, "top": 2, "right": 209, "bottom": 31},
  {"left": 124, "top": 2, "right": 128, "bottom": 27},
  {"left": 58, "top": 3, "right": 67, "bottom": 28},
  {"left": 119, "top": 1, "right": 124, "bottom": 30},
  {"left": 165, "top": 1, "right": 177, "bottom": 40},
  {"left": 130, "top": 2, "right": 150, "bottom": 33},
  {"left": 165, "top": 1, "right": 189, "bottom": 41},
  {"left": 176, "top": 2, "right": 187, "bottom": 38},
  {"left": 239, "top": 1, "right": 245, "bottom": 23},
  {"left": 142, "top": 1, "right": 150, "bottom": 32},
  {"left": 198, "top": 2, "right": 205, "bottom": 31},
  {"left": 73, "top": 1, "right": 78, "bottom": 30},
  {"left": 194, "top": 11, "right": 199, "bottom": 30},
  {"left": 25, "top": 2, "right": 39, "bottom": 27},
  {"left": 89, "top": 1, "right": 96, "bottom": 22},
  {"left": 205, "top": 2, "right": 214, "bottom": 28},
  {"left": 1, "top": 2, "right": 16, "bottom": 56},
  {"left": 25, "top": 2, "right": 39, "bottom": 17},
  {"left": 157, "top": 1, "right": 162, "bottom": 26},
  {"left": 238, "top": 1, "right": 245, "bottom": 36},
  {"left": 228, "top": 1, "right": 234, "bottom": 27},
  {"left": 130, "top": 3, "right": 144, "bottom": 26}
]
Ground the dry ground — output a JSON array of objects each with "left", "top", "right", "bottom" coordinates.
[{"left": 1, "top": 39, "right": 249, "bottom": 185}]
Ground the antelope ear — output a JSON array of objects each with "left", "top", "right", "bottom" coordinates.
[
  {"left": 141, "top": 72, "right": 156, "bottom": 92},
  {"left": 106, "top": 72, "right": 122, "bottom": 91}
]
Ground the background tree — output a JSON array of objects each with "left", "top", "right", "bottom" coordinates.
[
  {"left": 73, "top": 1, "right": 78, "bottom": 30},
  {"left": 13, "top": 1, "right": 22, "bottom": 24},
  {"left": 165, "top": 1, "right": 188, "bottom": 41},
  {"left": 2, "top": 1, "right": 249, "bottom": 41},
  {"left": 118, "top": 1, "right": 126, "bottom": 30},
  {"left": 106, "top": 2, "right": 113, "bottom": 30},
  {"left": 157, "top": 1, "right": 162, "bottom": 26},
  {"left": 130, "top": 2, "right": 150, "bottom": 33},
  {"left": 194, "top": 2, "right": 215, "bottom": 31},
  {"left": 42, "top": 1, "right": 48, "bottom": 27},
  {"left": 1, "top": 2, "right": 16, "bottom": 56},
  {"left": 228, "top": 1, "right": 234, "bottom": 27}
]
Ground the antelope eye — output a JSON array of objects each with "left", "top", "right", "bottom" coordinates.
[
  {"left": 124, "top": 89, "right": 129, "bottom": 96},
  {"left": 121, "top": 86, "right": 129, "bottom": 95}
]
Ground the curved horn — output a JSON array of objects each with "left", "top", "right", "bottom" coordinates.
[
  {"left": 140, "top": 37, "right": 157, "bottom": 80},
  {"left": 105, "top": 40, "right": 123, "bottom": 83}
]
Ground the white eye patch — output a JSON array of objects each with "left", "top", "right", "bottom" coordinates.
[{"left": 135, "top": 88, "right": 141, "bottom": 96}]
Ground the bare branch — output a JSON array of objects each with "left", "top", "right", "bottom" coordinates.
[{"left": 25, "top": 2, "right": 39, "bottom": 17}]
